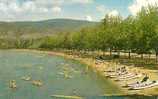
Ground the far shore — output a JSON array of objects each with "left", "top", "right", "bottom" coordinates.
[{"left": 10, "top": 49, "right": 158, "bottom": 96}]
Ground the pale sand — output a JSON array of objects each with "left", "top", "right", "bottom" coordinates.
[{"left": 11, "top": 49, "right": 158, "bottom": 95}]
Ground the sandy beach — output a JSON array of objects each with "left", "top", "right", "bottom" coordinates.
[{"left": 12, "top": 49, "right": 158, "bottom": 96}]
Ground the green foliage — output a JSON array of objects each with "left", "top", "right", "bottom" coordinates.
[
  {"left": 38, "top": 6, "right": 158, "bottom": 56},
  {"left": 0, "top": 6, "right": 158, "bottom": 58}
]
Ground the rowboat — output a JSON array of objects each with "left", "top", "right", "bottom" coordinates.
[
  {"left": 9, "top": 80, "right": 17, "bottom": 89},
  {"left": 21, "top": 76, "right": 31, "bottom": 81},
  {"left": 130, "top": 80, "right": 158, "bottom": 90},
  {"left": 105, "top": 66, "right": 125, "bottom": 73},
  {"left": 107, "top": 71, "right": 128, "bottom": 78},
  {"left": 116, "top": 73, "right": 142, "bottom": 81},
  {"left": 127, "top": 78, "right": 150, "bottom": 87}
]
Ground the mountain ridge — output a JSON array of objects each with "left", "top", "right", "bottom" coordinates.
[
  {"left": 0, "top": 18, "right": 97, "bottom": 23},
  {"left": 0, "top": 18, "right": 98, "bottom": 38}
]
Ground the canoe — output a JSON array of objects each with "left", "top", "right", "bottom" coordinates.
[
  {"left": 50, "top": 95, "right": 82, "bottom": 99},
  {"left": 127, "top": 79, "right": 150, "bottom": 87},
  {"left": 130, "top": 80, "right": 158, "bottom": 90},
  {"left": 127, "top": 82, "right": 139, "bottom": 87},
  {"left": 104, "top": 70, "right": 115, "bottom": 73},
  {"left": 116, "top": 73, "right": 142, "bottom": 81},
  {"left": 118, "top": 73, "right": 134, "bottom": 79},
  {"left": 9, "top": 80, "right": 17, "bottom": 89},
  {"left": 105, "top": 67, "right": 125, "bottom": 73},
  {"left": 107, "top": 72, "right": 128, "bottom": 78},
  {"left": 21, "top": 76, "right": 31, "bottom": 81}
]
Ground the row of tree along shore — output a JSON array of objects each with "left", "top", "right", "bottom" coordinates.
[
  {"left": 39, "top": 6, "right": 158, "bottom": 62},
  {"left": 0, "top": 6, "right": 158, "bottom": 63}
]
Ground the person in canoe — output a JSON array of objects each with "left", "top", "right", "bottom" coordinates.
[
  {"left": 21, "top": 76, "right": 31, "bottom": 81},
  {"left": 32, "top": 80, "right": 43, "bottom": 87},
  {"left": 9, "top": 80, "right": 17, "bottom": 89},
  {"left": 141, "top": 74, "right": 149, "bottom": 83}
]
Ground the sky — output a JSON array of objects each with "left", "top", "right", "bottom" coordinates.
[{"left": 0, "top": 0, "right": 157, "bottom": 21}]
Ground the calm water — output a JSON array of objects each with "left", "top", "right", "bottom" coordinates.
[{"left": 0, "top": 50, "right": 124, "bottom": 99}]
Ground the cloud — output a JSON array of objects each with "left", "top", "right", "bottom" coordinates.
[
  {"left": 96, "top": 5, "right": 106, "bottom": 14},
  {"left": 0, "top": 0, "right": 94, "bottom": 21},
  {"left": 0, "top": 0, "right": 63, "bottom": 21},
  {"left": 52, "top": 6, "right": 62, "bottom": 13},
  {"left": 129, "top": 0, "right": 158, "bottom": 16},
  {"left": 85, "top": 15, "right": 93, "bottom": 21},
  {"left": 108, "top": 10, "right": 119, "bottom": 17},
  {"left": 71, "top": 0, "right": 93, "bottom": 4}
]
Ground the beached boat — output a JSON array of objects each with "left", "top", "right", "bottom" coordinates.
[
  {"left": 105, "top": 66, "right": 125, "bottom": 73},
  {"left": 107, "top": 71, "right": 128, "bottom": 78},
  {"left": 130, "top": 80, "right": 158, "bottom": 90},
  {"left": 127, "top": 82, "right": 139, "bottom": 87},
  {"left": 126, "top": 77, "right": 150, "bottom": 87},
  {"left": 116, "top": 73, "right": 142, "bottom": 81},
  {"left": 104, "top": 70, "right": 115, "bottom": 73}
]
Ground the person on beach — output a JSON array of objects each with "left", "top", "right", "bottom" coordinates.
[
  {"left": 120, "top": 66, "right": 126, "bottom": 73},
  {"left": 141, "top": 74, "right": 149, "bottom": 83}
]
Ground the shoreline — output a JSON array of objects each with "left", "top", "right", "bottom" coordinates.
[{"left": 10, "top": 49, "right": 158, "bottom": 96}]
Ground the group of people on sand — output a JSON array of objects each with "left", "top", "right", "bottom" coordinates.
[{"left": 9, "top": 76, "right": 43, "bottom": 90}]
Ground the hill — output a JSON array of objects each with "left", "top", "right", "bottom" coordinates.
[{"left": 0, "top": 19, "right": 98, "bottom": 38}]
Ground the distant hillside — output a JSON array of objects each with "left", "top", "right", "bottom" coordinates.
[{"left": 0, "top": 19, "right": 98, "bottom": 38}]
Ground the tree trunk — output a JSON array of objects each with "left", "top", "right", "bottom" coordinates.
[
  {"left": 148, "top": 54, "right": 151, "bottom": 64},
  {"left": 146, "top": 55, "right": 148, "bottom": 64},
  {"left": 141, "top": 54, "right": 143, "bottom": 59},
  {"left": 94, "top": 50, "right": 99, "bottom": 59},
  {"left": 156, "top": 53, "right": 158, "bottom": 63},
  {"left": 128, "top": 51, "right": 131, "bottom": 59},
  {"left": 110, "top": 49, "right": 112, "bottom": 56},
  {"left": 117, "top": 50, "right": 120, "bottom": 56},
  {"left": 103, "top": 51, "right": 106, "bottom": 56}
]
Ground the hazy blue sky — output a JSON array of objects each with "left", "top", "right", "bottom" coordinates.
[{"left": 0, "top": 0, "right": 157, "bottom": 21}]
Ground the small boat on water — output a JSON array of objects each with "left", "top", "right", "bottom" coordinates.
[
  {"left": 32, "top": 80, "right": 43, "bottom": 87},
  {"left": 130, "top": 80, "right": 158, "bottom": 90},
  {"left": 21, "top": 76, "right": 31, "bottom": 81},
  {"left": 9, "top": 80, "right": 17, "bottom": 89}
]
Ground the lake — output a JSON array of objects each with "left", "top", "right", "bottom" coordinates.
[{"left": 0, "top": 50, "right": 123, "bottom": 99}]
